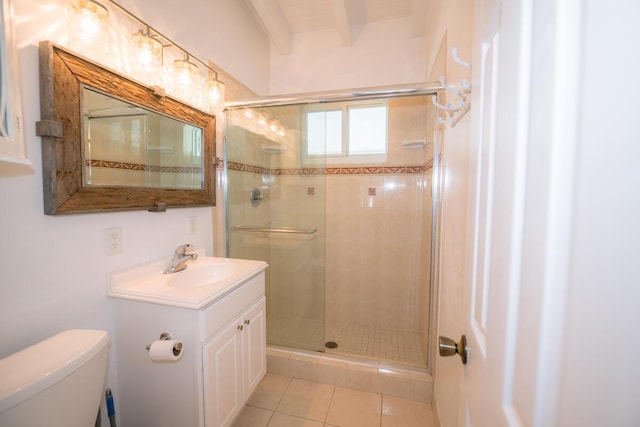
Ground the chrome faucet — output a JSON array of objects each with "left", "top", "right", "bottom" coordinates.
[{"left": 164, "top": 244, "right": 198, "bottom": 274}]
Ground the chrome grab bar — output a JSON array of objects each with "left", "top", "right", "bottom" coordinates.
[{"left": 231, "top": 225, "right": 317, "bottom": 235}]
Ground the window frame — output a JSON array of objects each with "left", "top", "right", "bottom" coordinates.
[{"left": 0, "top": 0, "right": 29, "bottom": 165}]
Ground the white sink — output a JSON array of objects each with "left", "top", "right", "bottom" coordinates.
[
  {"left": 108, "top": 250, "right": 268, "bottom": 309},
  {"left": 167, "top": 259, "right": 238, "bottom": 288}
]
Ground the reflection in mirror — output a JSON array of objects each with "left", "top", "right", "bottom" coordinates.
[{"left": 83, "top": 87, "right": 204, "bottom": 189}]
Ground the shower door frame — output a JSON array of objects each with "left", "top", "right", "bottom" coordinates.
[{"left": 223, "top": 82, "right": 445, "bottom": 371}]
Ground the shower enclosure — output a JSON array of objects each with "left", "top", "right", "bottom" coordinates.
[{"left": 225, "top": 92, "right": 437, "bottom": 369}]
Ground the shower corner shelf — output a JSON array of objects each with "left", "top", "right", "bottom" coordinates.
[
  {"left": 401, "top": 137, "right": 429, "bottom": 149},
  {"left": 262, "top": 143, "right": 286, "bottom": 154}
]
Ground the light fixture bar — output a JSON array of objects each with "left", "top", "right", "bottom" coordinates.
[{"left": 103, "top": 0, "right": 219, "bottom": 81}]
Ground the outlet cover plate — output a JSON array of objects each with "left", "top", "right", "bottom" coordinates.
[{"left": 104, "top": 227, "right": 123, "bottom": 255}]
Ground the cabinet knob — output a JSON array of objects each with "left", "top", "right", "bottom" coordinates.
[
  {"left": 237, "top": 325, "right": 244, "bottom": 331},
  {"left": 244, "top": 319, "right": 250, "bottom": 325}
]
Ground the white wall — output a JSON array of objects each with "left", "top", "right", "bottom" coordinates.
[
  {"left": 1, "top": 1, "right": 269, "bottom": 424},
  {"left": 270, "top": 16, "right": 427, "bottom": 94}
]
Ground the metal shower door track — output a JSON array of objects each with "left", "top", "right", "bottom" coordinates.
[{"left": 224, "top": 82, "right": 444, "bottom": 109}]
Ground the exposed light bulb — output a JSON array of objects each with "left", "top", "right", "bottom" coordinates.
[
  {"left": 131, "top": 29, "right": 162, "bottom": 72},
  {"left": 78, "top": 10, "right": 102, "bottom": 40},
  {"left": 173, "top": 57, "right": 199, "bottom": 99},
  {"left": 68, "top": 0, "right": 109, "bottom": 57},
  {"left": 205, "top": 78, "right": 225, "bottom": 110}
]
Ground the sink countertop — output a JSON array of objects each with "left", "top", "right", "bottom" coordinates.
[{"left": 108, "top": 250, "right": 268, "bottom": 310}]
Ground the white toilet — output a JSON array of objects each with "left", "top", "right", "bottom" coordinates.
[{"left": 0, "top": 329, "right": 109, "bottom": 427}]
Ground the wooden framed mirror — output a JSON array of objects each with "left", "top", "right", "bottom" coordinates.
[{"left": 37, "top": 41, "right": 216, "bottom": 215}]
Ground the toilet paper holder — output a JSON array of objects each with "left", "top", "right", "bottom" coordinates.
[{"left": 146, "top": 332, "right": 183, "bottom": 356}]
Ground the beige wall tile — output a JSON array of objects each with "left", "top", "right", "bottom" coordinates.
[
  {"left": 267, "top": 353, "right": 291, "bottom": 377},
  {"left": 379, "top": 372, "right": 412, "bottom": 400},
  {"left": 317, "top": 359, "right": 348, "bottom": 387},
  {"left": 346, "top": 364, "right": 379, "bottom": 393},
  {"left": 289, "top": 355, "right": 318, "bottom": 382}
]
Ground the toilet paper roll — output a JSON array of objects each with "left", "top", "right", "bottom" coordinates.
[{"left": 148, "top": 339, "right": 183, "bottom": 362}]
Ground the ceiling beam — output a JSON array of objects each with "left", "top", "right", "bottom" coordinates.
[
  {"left": 246, "top": 0, "right": 292, "bottom": 55},
  {"left": 331, "top": 0, "right": 353, "bottom": 46},
  {"left": 410, "top": 0, "right": 427, "bottom": 37}
]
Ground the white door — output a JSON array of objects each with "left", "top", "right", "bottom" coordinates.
[{"left": 458, "top": 0, "right": 582, "bottom": 425}]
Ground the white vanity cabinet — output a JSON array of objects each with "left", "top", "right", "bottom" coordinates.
[
  {"left": 203, "top": 296, "right": 266, "bottom": 426},
  {"left": 110, "top": 257, "right": 267, "bottom": 427}
]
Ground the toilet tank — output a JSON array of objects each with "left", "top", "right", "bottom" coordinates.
[{"left": 0, "top": 329, "right": 109, "bottom": 427}]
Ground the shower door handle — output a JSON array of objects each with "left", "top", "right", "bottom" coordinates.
[{"left": 438, "top": 335, "right": 468, "bottom": 365}]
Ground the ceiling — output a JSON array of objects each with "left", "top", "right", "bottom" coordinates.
[{"left": 245, "top": 0, "right": 427, "bottom": 54}]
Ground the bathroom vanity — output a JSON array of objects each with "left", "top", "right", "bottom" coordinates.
[{"left": 108, "top": 252, "right": 268, "bottom": 427}]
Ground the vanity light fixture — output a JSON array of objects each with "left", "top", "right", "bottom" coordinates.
[
  {"left": 205, "top": 76, "right": 225, "bottom": 110},
  {"left": 131, "top": 27, "right": 163, "bottom": 72},
  {"left": 66, "top": 0, "right": 226, "bottom": 112},
  {"left": 173, "top": 54, "right": 200, "bottom": 99},
  {"left": 68, "top": 0, "right": 109, "bottom": 56}
]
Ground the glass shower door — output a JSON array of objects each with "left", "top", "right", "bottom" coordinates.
[{"left": 225, "top": 105, "right": 326, "bottom": 352}]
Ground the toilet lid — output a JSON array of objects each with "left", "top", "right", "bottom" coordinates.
[{"left": 0, "top": 329, "right": 108, "bottom": 412}]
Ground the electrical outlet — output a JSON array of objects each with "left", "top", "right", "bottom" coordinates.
[
  {"left": 104, "top": 227, "right": 123, "bottom": 256},
  {"left": 188, "top": 216, "right": 197, "bottom": 235}
]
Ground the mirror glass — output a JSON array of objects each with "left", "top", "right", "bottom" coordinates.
[{"left": 83, "top": 87, "right": 204, "bottom": 189}]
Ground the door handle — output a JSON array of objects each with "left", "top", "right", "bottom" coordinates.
[{"left": 438, "top": 335, "right": 468, "bottom": 365}]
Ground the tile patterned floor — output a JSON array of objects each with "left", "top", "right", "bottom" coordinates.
[
  {"left": 325, "top": 322, "right": 425, "bottom": 367},
  {"left": 268, "top": 315, "right": 426, "bottom": 368},
  {"left": 232, "top": 374, "right": 436, "bottom": 427}
]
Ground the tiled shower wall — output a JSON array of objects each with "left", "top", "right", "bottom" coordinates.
[
  {"left": 324, "top": 172, "right": 431, "bottom": 331},
  {"left": 226, "top": 95, "right": 434, "bottom": 361}
]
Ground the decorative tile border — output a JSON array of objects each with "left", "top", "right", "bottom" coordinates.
[
  {"left": 86, "top": 159, "right": 432, "bottom": 176},
  {"left": 86, "top": 159, "right": 202, "bottom": 174},
  {"left": 227, "top": 159, "right": 433, "bottom": 176}
]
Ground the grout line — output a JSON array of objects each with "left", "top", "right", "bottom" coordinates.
[
  {"left": 379, "top": 391, "right": 384, "bottom": 427},
  {"left": 265, "top": 408, "right": 275, "bottom": 427},
  {"left": 276, "top": 375, "right": 293, "bottom": 411},
  {"left": 324, "top": 383, "right": 337, "bottom": 424}
]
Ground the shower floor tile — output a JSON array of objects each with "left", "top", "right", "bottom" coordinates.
[
  {"left": 267, "top": 315, "right": 426, "bottom": 367},
  {"left": 325, "top": 322, "right": 425, "bottom": 367}
]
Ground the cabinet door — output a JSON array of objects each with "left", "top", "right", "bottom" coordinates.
[
  {"left": 242, "top": 297, "right": 266, "bottom": 397},
  {"left": 203, "top": 319, "right": 243, "bottom": 427}
]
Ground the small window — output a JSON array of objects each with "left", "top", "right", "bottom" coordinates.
[
  {"left": 307, "top": 110, "right": 342, "bottom": 156},
  {"left": 348, "top": 105, "right": 387, "bottom": 155},
  {"left": 303, "top": 101, "right": 388, "bottom": 164}
]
